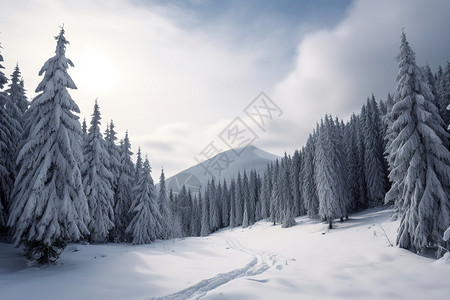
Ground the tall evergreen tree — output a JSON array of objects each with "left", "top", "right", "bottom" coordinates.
[
  {"left": 260, "top": 165, "right": 271, "bottom": 219},
  {"left": 104, "top": 120, "right": 121, "bottom": 195},
  {"left": 437, "top": 62, "right": 450, "bottom": 126},
  {"left": 114, "top": 132, "right": 134, "bottom": 241},
  {"left": 385, "top": 32, "right": 450, "bottom": 254},
  {"left": 158, "top": 167, "right": 171, "bottom": 239},
  {"left": 235, "top": 172, "right": 244, "bottom": 226},
  {"left": 126, "top": 157, "right": 162, "bottom": 244},
  {"left": 242, "top": 171, "right": 251, "bottom": 228},
  {"left": 314, "top": 116, "right": 347, "bottom": 228},
  {"left": 200, "top": 186, "right": 210, "bottom": 236},
  {"left": 208, "top": 179, "right": 220, "bottom": 232},
  {"left": 81, "top": 100, "right": 114, "bottom": 243},
  {"left": 363, "top": 95, "right": 388, "bottom": 207},
  {"left": 82, "top": 118, "right": 87, "bottom": 136},
  {"left": 0, "top": 44, "right": 21, "bottom": 230},
  {"left": 302, "top": 133, "right": 319, "bottom": 218},
  {"left": 221, "top": 180, "right": 230, "bottom": 228},
  {"left": 135, "top": 147, "right": 143, "bottom": 181},
  {"left": 291, "top": 150, "right": 303, "bottom": 216},
  {"left": 281, "top": 153, "right": 296, "bottom": 228},
  {"left": 8, "top": 28, "right": 89, "bottom": 264},
  {"left": 269, "top": 160, "right": 281, "bottom": 225},
  {"left": 229, "top": 178, "right": 237, "bottom": 227},
  {"left": 6, "top": 64, "right": 29, "bottom": 117}
]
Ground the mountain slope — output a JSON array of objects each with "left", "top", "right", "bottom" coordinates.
[{"left": 165, "top": 145, "right": 279, "bottom": 193}]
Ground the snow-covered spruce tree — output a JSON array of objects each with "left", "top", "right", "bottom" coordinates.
[
  {"left": 436, "top": 62, "right": 450, "bottom": 127},
  {"left": 169, "top": 189, "right": 183, "bottom": 238},
  {"left": 82, "top": 118, "right": 87, "bottom": 136},
  {"left": 234, "top": 172, "right": 244, "bottom": 226},
  {"left": 81, "top": 100, "right": 114, "bottom": 243},
  {"left": 177, "top": 184, "right": 192, "bottom": 236},
  {"left": 291, "top": 150, "right": 304, "bottom": 216},
  {"left": 281, "top": 153, "right": 296, "bottom": 228},
  {"left": 446, "top": 104, "right": 450, "bottom": 247},
  {"left": 229, "top": 178, "right": 237, "bottom": 227},
  {"left": 221, "top": 180, "right": 230, "bottom": 228},
  {"left": 200, "top": 186, "right": 210, "bottom": 236},
  {"left": 242, "top": 171, "right": 251, "bottom": 228},
  {"left": 208, "top": 178, "right": 220, "bottom": 232},
  {"left": 114, "top": 132, "right": 134, "bottom": 242},
  {"left": 0, "top": 45, "right": 21, "bottom": 230},
  {"left": 355, "top": 113, "right": 368, "bottom": 209},
  {"left": 314, "top": 116, "right": 347, "bottom": 229},
  {"left": 363, "top": 96, "right": 387, "bottom": 207},
  {"left": 6, "top": 64, "right": 29, "bottom": 118},
  {"left": 249, "top": 170, "right": 258, "bottom": 225},
  {"left": 190, "top": 193, "right": 201, "bottom": 237},
  {"left": 126, "top": 157, "right": 162, "bottom": 244},
  {"left": 8, "top": 28, "right": 89, "bottom": 264},
  {"left": 269, "top": 160, "right": 281, "bottom": 225},
  {"left": 302, "top": 133, "right": 319, "bottom": 218},
  {"left": 260, "top": 165, "right": 272, "bottom": 219},
  {"left": 157, "top": 167, "right": 171, "bottom": 239},
  {"left": 134, "top": 147, "right": 143, "bottom": 182},
  {"left": 104, "top": 120, "right": 121, "bottom": 195},
  {"left": 344, "top": 114, "right": 361, "bottom": 212},
  {"left": 385, "top": 32, "right": 450, "bottom": 254}
]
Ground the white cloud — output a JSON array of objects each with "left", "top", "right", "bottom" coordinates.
[
  {"left": 1, "top": 0, "right": 449, "bottom": 176},
  {"left": 272, "top": 0, "right": 450, "bottom": 155}
]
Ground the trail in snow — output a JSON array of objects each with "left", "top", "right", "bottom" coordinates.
[{"left": 150, "top": 235, "right": 283, "bottom": 300}]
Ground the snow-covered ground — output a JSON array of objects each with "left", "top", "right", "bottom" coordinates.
[{"left": 1, "top": 208, "right": 449, "bottom": 300}]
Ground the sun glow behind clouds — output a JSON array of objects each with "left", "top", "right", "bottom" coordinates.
[{"left": 72, "top": 47, "right": 119, "bottom": 94}]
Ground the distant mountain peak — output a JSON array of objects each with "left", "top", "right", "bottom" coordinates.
[{"left": 165, "top": 146, "right": 279, "bottom": 194}]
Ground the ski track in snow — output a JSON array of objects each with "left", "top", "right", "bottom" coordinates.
[{"left": 150, "top": 235, "right": 283, "bottom": 300}]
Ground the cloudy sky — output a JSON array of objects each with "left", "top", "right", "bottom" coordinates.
[{"left": 1, "top": 0, "right": 450, "bottom": 177}]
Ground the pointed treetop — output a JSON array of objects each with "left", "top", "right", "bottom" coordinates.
[{"left": 0, "top": 41, "right": 7, "bottom": 89}]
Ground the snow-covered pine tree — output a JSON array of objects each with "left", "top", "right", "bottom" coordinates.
[
  {"left": 356, "top": 112, "right": 368, "bottom": 209},
  {"left": 269, "top": 160, "right": 281, "bottom": 225},
  {"left": 8, "top": 28, "right": 89, "bottom": 264},
  {"left": 229, "top": 178, "right": 237, "bottom": 227},
  {"left": 344, "top": 114, "right": 360, "bottom": 212},
  {"left": 314, "top": 116, "right": 347, "bottom": 229},
  {"left": 437, "top": 62, "right": 450, "bottom": 126},
  {"left": 114, "top": 132, "right": 134, "bottom": 242},
  {"left": 82, "top": 118, "right": 87, "bottom": 136},
  {"left": 169, "top": 189, "right": 183, "bottom": 238},
  {"left": 385, "top": 32, "right": 450, "bottom": 254},
  {"left": 200, "top": 186, "right": 210, "bottom": 236},
  {"left": 126, "top": 157, "right": 162, "bottom": 244},
  {"left": 291, "top": 150, "right": 303, "bottom": 216},
  {"left": 260, "top": 165, "right": 272, "bottom": 219},
  {"left": 135, "top": 147, "right": 143, "bottom": 181},
  {"left": 235, "top": 172, "right": 244, "bottom": 226},
  {"left": 208, "top": 179, "right": 220, "bottom": 232},
  {"left": 242, "top": 171, "right": 251, "bottom": 228},
  {"left": 190, "top": 193, "right": 201, "bottom": 237},
  {"left": 248, "top": 170, "right": 258, "bottom": 226},
  {"left": 363, "top": 95, "right": 387, "bottom": 207},
  {"left": 0, "top": 45, "right": 21, "bottom": 230},
  {"left": 221, "top": 180, "right": 230, "bottom": 228},
  {"left": 157, "top": 167, "right": 171, "bottom": 239},
  {"left": 281, "top": 153, "right": 296, "bottom": 228},
  {"left": 302, "top": 133, "right": 319, "bottom": 218},
  {"left": 6, "top": 64, "right": 29, "bottom": 118},
  {"left": 104, "top": 120, "right": 121, "bottom": 196},
  {"left": 81, "top": 100, "right": 114, "bottom": 243}
]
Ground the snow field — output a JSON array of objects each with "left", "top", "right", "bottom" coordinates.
[{"left": 1, "top": 208, "right": 449, "bottom": 300}]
